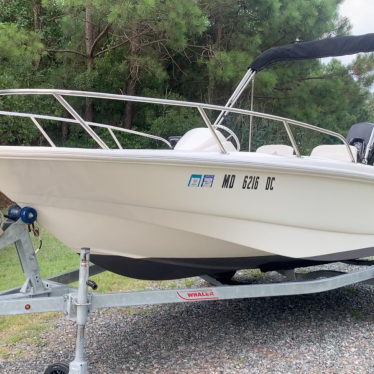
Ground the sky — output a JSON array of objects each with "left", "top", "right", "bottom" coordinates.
[{"left": 323, "top": 0, "right": 374, "bottom": 65}]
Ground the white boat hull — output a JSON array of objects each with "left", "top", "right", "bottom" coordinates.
[{"left": 1, "top": 147, "right": 374, "bottom": 279}]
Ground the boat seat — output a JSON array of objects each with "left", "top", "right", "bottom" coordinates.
[
  {"left": 256, "top": 145, "right": 294, "bottom": 155},
  {"left": 174, "top": 128, "right": 237, "bottom": 152},
  {"left": 310, "top": 145, "right": 357, "bottom": 162}
]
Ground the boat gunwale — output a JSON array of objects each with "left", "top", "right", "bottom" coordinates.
[{"left": 0, "top": 146, "right": 372, "bottom": 184}]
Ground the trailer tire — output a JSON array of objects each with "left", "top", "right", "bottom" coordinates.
[{"left": 44, "top": 362, "right": 69, "bottom": 374}]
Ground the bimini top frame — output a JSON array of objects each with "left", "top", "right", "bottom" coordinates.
[{"left": 0, "top": 89, "right": 355, "bottom": 161}]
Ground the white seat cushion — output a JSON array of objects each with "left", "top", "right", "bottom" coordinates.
[
  {"left": 256, "top": 145, "right": 294, "bottom": 156},
  {"left": 174, "top": 128, "right": 237, "bottom": 152},
  {"left": 310, "top": 145, "right": 357, "bottom": 162}
]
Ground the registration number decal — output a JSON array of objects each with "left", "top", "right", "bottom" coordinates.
[{"left": 221, "top": 174, "right": 276, "bottom": 190}]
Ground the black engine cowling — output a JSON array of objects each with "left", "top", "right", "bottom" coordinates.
[{"left": 346, "top": 122, "right": 374, "bottom": 164}]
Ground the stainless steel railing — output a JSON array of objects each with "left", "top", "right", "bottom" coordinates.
[
  {"left": 0, "top": 110, "right": 172, "bottom": 149},
  {"left": 0, "top": 89, "right": 356, "bottom": 162}
]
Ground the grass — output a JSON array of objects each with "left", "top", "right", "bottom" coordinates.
[
  {"left": 237, "top": 268, "right": 264, "bottom": 279},
  {"left": 0, "top": 227, "right": 78, "bottom": 290},
  {"left": 350, "top": 310, "right": 362, "bottom": 319},
  {"left": 0, "top": 222, "right": 184, "bottom": 360},
  {"left": 0, "top": 224, "right": 185, "bottom": 294}
]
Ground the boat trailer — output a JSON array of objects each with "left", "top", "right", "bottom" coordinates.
[{"left": 1, "top": 219, "right": 374, "bottom": 373}]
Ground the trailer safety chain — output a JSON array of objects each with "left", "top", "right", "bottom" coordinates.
[{"left": 28, "top": 223, "right": 42, "bottom": 253}]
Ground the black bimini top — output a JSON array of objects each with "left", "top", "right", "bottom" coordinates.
[{"left": 249, "top": 33, "right": 374, "bottom": 72}]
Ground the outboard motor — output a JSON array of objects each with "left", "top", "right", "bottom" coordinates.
[{"left": 346, "top": 123, "right": 374, "bottom": 164}]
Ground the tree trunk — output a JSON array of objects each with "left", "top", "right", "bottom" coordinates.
[
  {"left": 124, "top": 60, "right": 138, "bottom": 129},
  {"left": 62, "top": 123, "right": 69, "bottom": 143},
  {"left": 124, "top": 32, "right": 140, "bottom": 129},
  {"left": 32, "top": 0, "right": 41, "bottom": 30},
  {"left": 32, "top": 0, "right": 42, "bottom": 70},
  {"left": 215, "top": 13, "right": 222, "bottom": 48},
  {"left": 62, "top": 110, "right": 70, "bottom": 143},
  {"left": 85, "top": 4, "right": 94, "bottom": 122},
  {"left": 207, "top": 12, "right": 222, "bottom": 105}
]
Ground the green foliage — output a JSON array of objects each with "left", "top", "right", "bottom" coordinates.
[
  {"left": 0, "top": 23, "right": 44, "bottom": 64},
  {"left": 0, "top": 0, "right": 34, "bottom": 28},
  {"left": 139, "top": 89, "right": 203, "bottom": 147}
]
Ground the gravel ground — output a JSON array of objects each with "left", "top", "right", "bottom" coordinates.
[{"left": 2, "top": 263, "right": 374, "bottom": 373}]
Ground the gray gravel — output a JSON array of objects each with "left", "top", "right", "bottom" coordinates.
[{"left": 2, "top": 263, "right": 374, "bottom": 373}]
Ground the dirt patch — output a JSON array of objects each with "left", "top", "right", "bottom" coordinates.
[{"left": 0, "top": 191, "right": 13, "bottom": 209}]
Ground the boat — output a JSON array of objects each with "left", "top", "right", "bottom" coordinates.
[{"left": 0, "top": 34, "right": 374, "bottom": 281}]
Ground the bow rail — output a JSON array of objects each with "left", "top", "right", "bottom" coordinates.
[{"left": 0, "top": 89, "right": 356, "bottom": 162}]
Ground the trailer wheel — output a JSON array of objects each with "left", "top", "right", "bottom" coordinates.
[
  {"left": 44, "top": 362, "right": 69, "bottom": 374},
  {"left": 210, "top": 271, "right": 236, "bottom": 282}
]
